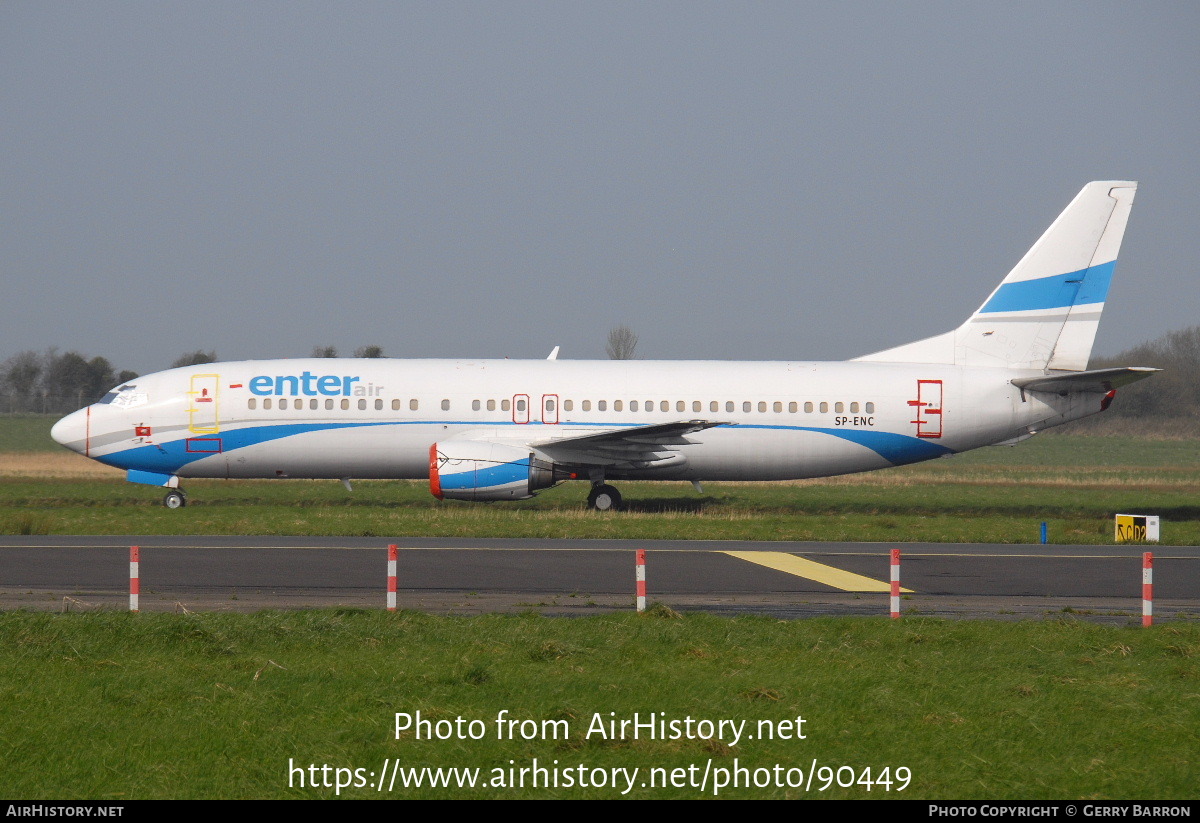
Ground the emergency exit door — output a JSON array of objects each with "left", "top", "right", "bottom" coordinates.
[
  {"left": 909, "top": 379, "right": 943, "bottom": 438},
  {"left": 188, "top": 374, "right": 220, "bottom": 434}
]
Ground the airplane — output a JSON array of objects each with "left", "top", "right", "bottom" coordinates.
[{"left": 51, "top": 181, "right": 1156, "bottom": 511}]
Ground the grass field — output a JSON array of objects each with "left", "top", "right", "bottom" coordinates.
[
  {"left": 4, "top": 415, "right": 1198, "bottom": 800},
  {"left": 3, "top": 609, "right": 1197, "bottom": 799}
]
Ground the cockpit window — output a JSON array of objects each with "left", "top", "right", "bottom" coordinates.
[
  {"left": 99, "top": 385, "right": 148, "bottom": 409},
  {"left": 98, "top": 385, "right": 136, "bottom": 404}
]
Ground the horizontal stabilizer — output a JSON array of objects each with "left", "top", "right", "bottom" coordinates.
[{"left": 1011, "top": 367, "right": 1159, "bottom": 394}]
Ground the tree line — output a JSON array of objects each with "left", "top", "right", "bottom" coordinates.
[
  {"left": 0, "top": 350, "right": 138, "bottom": 414},
  {"left": 0, "top": 347, "right": 386, "bottom": 414},
  {"left": 1065, "top": 326, "right": 1200, "bottom": 436}
]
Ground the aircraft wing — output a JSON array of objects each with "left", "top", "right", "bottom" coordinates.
[
  {"left": 1011, "top": 367, "right": 1159, "bottom": 394},
  {"left": 529, "top": 420, "right": 728, "bottom": 467}
]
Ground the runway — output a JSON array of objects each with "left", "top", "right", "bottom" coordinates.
[{"left": 3, "top": 536, "right": 1197, "bottom": 622}]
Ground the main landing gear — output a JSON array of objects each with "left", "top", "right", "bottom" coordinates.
[
  {"left": 587, "top": 483, "right": 622, "bottom": 512},
  {"left": 163, "top": 489, "right": 188, "bottom": 509}
]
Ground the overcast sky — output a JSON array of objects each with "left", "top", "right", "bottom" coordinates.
[{"left": 3, "top": 2, "right": 1197, "bottom": 375}]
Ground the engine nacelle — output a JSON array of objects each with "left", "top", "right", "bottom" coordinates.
[{"left": 429, "top": 442, "right": 561, "bottom": 501}]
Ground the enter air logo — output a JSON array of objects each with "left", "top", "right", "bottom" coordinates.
[{"left": 248, "top": 372, "right": 382, "bottom": 397}]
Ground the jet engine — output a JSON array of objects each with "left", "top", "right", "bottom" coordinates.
[{"left": 429, "top": 442, "right": 568, "bottom": 501}]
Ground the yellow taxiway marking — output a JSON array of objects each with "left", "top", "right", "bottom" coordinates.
[{"left": 723, "top": 551, "right": 911, "bottom": 593}]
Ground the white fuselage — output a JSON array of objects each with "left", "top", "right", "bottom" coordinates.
[{"left": 51, "top": 357, "right": 1099, "bottom": 487}]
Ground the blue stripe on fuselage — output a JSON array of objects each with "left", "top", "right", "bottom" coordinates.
[
  {"left": 740, "top": 425, "right": 953, "bottom": 464},
  {"left": 96, "top": 422, "right": 396, "bottom": 473},
  {"left": 97, "top": 419, "right": 953, "bottom": 476},
  {"left": 979, "top": 260, "right": 1115, "bottom": 314}
]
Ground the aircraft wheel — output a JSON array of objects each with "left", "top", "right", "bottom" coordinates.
[
  {"left": 163, "top": 490, "right": 187, "bottom": 509},
  {"left": 588, "top": 484, "right": 621, "bottom": 511}
]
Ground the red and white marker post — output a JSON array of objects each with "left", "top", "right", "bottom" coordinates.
[
  {"left": 130, "top": 545, "right": 140, "bottom": 613},
  {"left": 387, "top": 544, "right": 398, "bottom": 612},
  {"left": 636, "top": 549, "right": 646, "bottom": 612},
  {"left": 1142, "top": 552, "right": 1153, "bottom": 627},
  {"left": 890, "top": 549, "right": 901, "bottom": 619}
]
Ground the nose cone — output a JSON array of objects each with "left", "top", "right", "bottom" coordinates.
[{"left": 51, "top": 408, "right": 88, "bottom": 454}]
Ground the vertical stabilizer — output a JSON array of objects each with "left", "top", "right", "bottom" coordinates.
[{"left": 856, "top": 181, "right": 1137, "bottom": 369}]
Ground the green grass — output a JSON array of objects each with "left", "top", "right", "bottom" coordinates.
[
  {"left": 0, "top": 474, "right": 1190, "bottom": 543},
  {"left": 952, "top": 433, "right": 1200, "bottom": 468},
  {"left": 2, "top": 610, "right": 1197, "bottom": 799},
  {"left": 4, "top": 423, "right": 1199, "bottom": 800},
  {"left": 0, "top": 414, "right": 60, "bottom": 452}
]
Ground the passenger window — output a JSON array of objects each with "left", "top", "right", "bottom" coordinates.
[
  {"left": 835, "top": 402, "right": 844, "bottom": 413},
  {"left": 487, "top": 399, "right": 496, "bottom": 411},
  {"left": 598, "top": 400, "right": 607, "bottom": 411},
  {"left": 410, "top": 399, "right": 419, "bottom": 411},
  {"left": 563, "top": 400, "right": 572, "bottom": 411},
  {"left": 515, "top": 398, "right": 525, "bottom": 412},
  {"left": 773, "top": 401, "right": 782, "bottom": 413},
  {"left": 614, "top": 400, "right": 623, "bottom": 411},
  {"left": 789, "top": 402, "right": 797, "bottom": 413},
  {"left": 850, "top": 402, "right": 859, "bottom": 413},
  {"left": 692, "top": 401, "right": 701, "bottom": 413},
  {"left": 309, "top": 399, "right": 317, "bottom": 410},
  {"left": 758, "top": 401, "right": 767, "bottom": 413},
  {"left": 264, "top": 398, "right": 272, "bottom": 410},
  {"left": 710, "top": 401, "right": 718, "bottom": 413},
  {"left": 630, "top": 401, "right": 639, "bottom": 412},
  {"left": 742, "top": 401, "right": 751, "bottom": 413},
  {"left": 442, "top": 399, "right": 451, "bottom": 411},
  {"left": 501, "top": 399, "right": 510, "bottom": 411},
  {"left": 248, "top": 398, "right": 257, "bottom": 410},
  {"left": 472, "top": 400, "right": 480, "bottom": 411},
  {"left": 341, "top": 399, "right": 350, "bottom": 410},
  {"left": 546, "top": 399, "right": 556, "bottom": 412},
  {"left": 582, "top": 400, "right": 591, "bottom": 411},
  {"left": 804, "top": 402, "right": 814, "bottom": 413},
  {"left": 819, "top": 402, "right": 828, "bottom": 413},
  {"left": 866, "top": 402, "right": 875, "bottom": 413},
  {"left": 278, "top": 398, "right": 288, "bottom": 410},
  {"left": 392, "top": 399, "right": 401, "bottom": 411},
  {"left": 726, "top": 401, "right": 734, "bottom": 412},
  {"left": 358, "top": 399, "right": 367, "bottom": 410},
  {"left": 375, "top": 399, "right": 383, "bottom": 410},
  {"left": 328, "top": 399, "right": 336, "bottom": 410}
]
